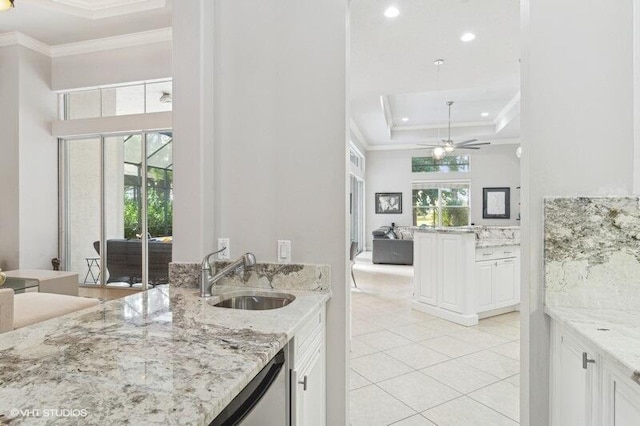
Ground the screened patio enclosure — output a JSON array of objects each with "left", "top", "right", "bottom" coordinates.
[{"left": 61, "top": 132, "right": 173, "bottom": 290}]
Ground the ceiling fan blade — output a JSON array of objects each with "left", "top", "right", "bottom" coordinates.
[
  {"left": 417, "top": 144, "right": 443, "bottom": 148},
  {"left": 458, "top": 142, "right": 491, "bottom": 147},
  {"left": 455, "top": 139, "right": 478, "bottom": 146},
  {"left": 456, "top": 146, "right": 481, "bottom": 150}
]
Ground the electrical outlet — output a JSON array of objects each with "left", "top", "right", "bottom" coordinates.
[
  {"left": 217, "top": 238, "right": 230, "bottom": 260},
  {"left": 277, "top": 240, "right": 291, "bottom": 264}
]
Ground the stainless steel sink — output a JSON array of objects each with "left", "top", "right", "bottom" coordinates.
[{"left": 208, "top": 291, "right": 295, "bottom": 310}]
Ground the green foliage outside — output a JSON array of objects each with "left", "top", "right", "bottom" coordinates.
[
  {"left": 124, "top": 169, "right": 173, "bottom": 239},
  {"left": 411, "top": 155, "right": 470, "bottom": 173},
  {"left": 413, "top": 187, "right": 469, "bottom": 227}
]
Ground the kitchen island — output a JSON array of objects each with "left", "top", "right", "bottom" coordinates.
[
  {"left": 412, "top": 226, "right": 520, "bottom": 326},
  {"left": 0, "top": 281, "right": 330, "bottom": 425}
]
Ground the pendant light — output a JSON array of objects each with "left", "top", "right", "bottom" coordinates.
[
  {"left": 432, "top": 59, "right": 446, "bottom": 160},
  {"left": 0, "top": 0, "right": 14, "bottom": 11}
]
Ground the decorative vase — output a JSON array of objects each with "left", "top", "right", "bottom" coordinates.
[{"left": 0, "top": 269, "right": 6, "bottom": 286}]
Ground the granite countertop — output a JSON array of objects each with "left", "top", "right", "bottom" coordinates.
[
  {"left": 475, "top": 239, "right": 521, "bottom": 248},
  {"left": 0, "top": 284, "right": 330, "bottom": 425},
  {"left": 545, "top": 306, "right": 640, "bottom": 386},
  {"left": 414, "top": 227, "right": 475, "bottom": 234}
]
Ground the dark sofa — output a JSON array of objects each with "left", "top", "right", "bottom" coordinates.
[
  {"left": 93, "top": 239, "right": 172, "bottom": 286},
  {"left": 372, "top": 226, "right": 414, "bottom": 265}
]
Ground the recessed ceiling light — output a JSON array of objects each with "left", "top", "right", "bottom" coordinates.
[
  {"left": 460, "top": 32, "right": 476, "bottom": 42},
  {"left": 481, "top": 112, "right": 489, "bottom": 117},
  {"left": 401, "top": 117, "right": 409, "bottom": 122},
  {"left": 384, "top": 6, "right": 400, "bottom": 18}
]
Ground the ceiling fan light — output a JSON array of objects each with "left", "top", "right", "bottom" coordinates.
[
  {"left": 444, "top": 143, "right": 455, "bottom": 152},
  {"left": 0, "top": 0, "right": 14, "bottom": 11},
  {"left": 433, "top": 146, "right": 446, "bottom": 160}
]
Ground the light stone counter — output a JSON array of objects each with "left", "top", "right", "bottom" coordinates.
[
  {"left": 544, "top": 197, "right": 640, "bottom": 387},
  {"left": 475, "top": 239, "right": 520, "bottom": 248},
  {"left": 0, "top": 282, "right": 330, "bottom": 424},
  {"left": 545, "top": 306, "right": 640, "bottom": 385}
]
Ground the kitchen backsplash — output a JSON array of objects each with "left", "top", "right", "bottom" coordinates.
[
  {"left": 544, "top": 196, "right": 640, "bottom": 310},
  {"left": 169, "top": 261, "right": 330, "bottom": 292}
]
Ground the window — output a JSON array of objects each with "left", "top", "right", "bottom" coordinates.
[
  {"left": 350, "top": 144, "right": 365, "bottom": 171},
  {"left": 412, "top": 181, "right": 470, "bottom": 227},
  {"left": 62, "top": 80, "right": 173, "bottom": 120},
  {"left": 412, "top": 155, "right": 470, "bottom": 173}
]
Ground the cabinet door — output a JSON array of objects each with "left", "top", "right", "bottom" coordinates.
[
  {"left": 292, "top": 342, "right": 325, "bottom": 426},
  {"left": 602, "top": 363, "right": 640, "bottom": 426},
  {"left": 415, "top": 234, "right": 438, "bottom": 305},
  {"left": 493, "top": 258, "right": 516, "bottom": 307},
  {"left": 438, "top": 234, "right": 464, "bottom": 313},
  {"left": 475, "top": 261, "right": 494, "bottom": 312},
  {"left": 551, "top": 326, "right": 599, "bottom": 426},
  {"left": 613, "top": 379, "right": 640, "bottom": 426}
]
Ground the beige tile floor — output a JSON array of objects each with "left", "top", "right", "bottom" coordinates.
[{"left": 350, "top": 252, "right": 520, "bottom": 426}]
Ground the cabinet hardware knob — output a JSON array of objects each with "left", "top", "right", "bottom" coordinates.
[
  {"left": 582, "top": 352, "right": 595, "bottom": 369},
  {"left": 298, "top": 375, "right": 308, "bottom": 391}
]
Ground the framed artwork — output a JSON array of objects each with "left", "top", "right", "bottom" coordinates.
[
  {"left": 375, "top": 192, "right": 402, "bottom": 214},
  {"left": 483, "top": 187, "right": 510, "bottom": 219}
]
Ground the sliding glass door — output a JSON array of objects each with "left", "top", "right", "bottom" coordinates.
[{"left": 61, "top": 131, "right": 173, "bottom": 290}]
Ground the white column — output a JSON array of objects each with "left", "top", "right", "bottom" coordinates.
[
  {"left": 521, "top": 0, "right": 635, "bottom": 424},
  {"left": 171, "top": 0, "right": 216, "bottom": 261}
]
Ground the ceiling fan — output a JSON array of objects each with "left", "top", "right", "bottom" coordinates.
[{"left": 418, "top": 101, "right": 490, "bottom": 159}]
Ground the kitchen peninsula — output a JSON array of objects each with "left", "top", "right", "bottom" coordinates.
[
  {"left": 0, "top": 262, "right": 330, "bottom": 425},
  {"left": 412, "top": 226, "right": 520, "bottom": 326}
]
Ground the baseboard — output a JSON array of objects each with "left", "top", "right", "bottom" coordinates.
[
  {"left": 478, "top": 304, "right": 519, "bottom": 319},
  {"left": 411, "top": 301, "right": 479, "bottom": 326}
]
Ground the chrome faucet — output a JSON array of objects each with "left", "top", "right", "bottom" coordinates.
[{"left": 200, "top": 250, "right": 257, "bottom": 297}]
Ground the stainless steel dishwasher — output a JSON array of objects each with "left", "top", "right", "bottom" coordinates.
[{"left": 210, "top": 348, "right": 289, "bottom": 426}]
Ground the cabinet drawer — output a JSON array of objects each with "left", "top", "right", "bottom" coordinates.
[
  {"left": 295, "top": 308, "right": 324, "bottom": 361},
  {"left": 476, "top": 247, "right": 517, "bottom": 261}
]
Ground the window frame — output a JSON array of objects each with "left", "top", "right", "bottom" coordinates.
[
  {"left": 412, "top": 180, "right": 471, "bottom": 227},
  {"left": 411, "top": 155, "right": 471, "bottom": 173}
]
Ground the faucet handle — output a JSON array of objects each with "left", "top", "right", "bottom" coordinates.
[{"left": 202, "top": 247, "right": 227, "bottom": 269}]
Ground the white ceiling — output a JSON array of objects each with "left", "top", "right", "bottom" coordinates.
[
  {"left": 0, "top": 0, "right": 172, "bottom": 45},
  {"left": 350, "top": 0, "right": 521, "bottom": 148}
]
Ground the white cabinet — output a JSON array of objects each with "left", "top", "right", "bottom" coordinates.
[
  {"left": 413, "top": 231, "right": 519, "bottom": 326},
  {"left": 290, "top": 306, "right": 326, "bottom": 426},
  {"left": 475, "top": 257, "right": 519, "bottom": 315},
  {"left": 602, "top": 361, "right": 640, "bottom": 426},
  {"left": 550, "top": 321, "right": 599, "bottom": 426},
  {"left": 550, "top": 319, "right": 640, "bottom": 426}
]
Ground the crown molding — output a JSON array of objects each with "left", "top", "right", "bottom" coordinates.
[
  {"left": 31, "top": 0, "right": 166, "bottom": 20},
  {"left": 50, "top": 27, "right": 172, "bottom": 57},
  {"left": 0, "top": 32, "right": 52, "bottom": 56},
  {"left": 0, "top": 28, "right": 171, "bottom": 58}
]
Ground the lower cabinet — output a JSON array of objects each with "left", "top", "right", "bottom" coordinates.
[
  {"left": 550, "top": 319, "right": 640, "bottom": 426},
  {"left": 290, "top": 306, "right": 326, "bottom": 426},
  {"left": 475, "top": 257, "right": 519, "bottom": 314},
  {"left": 413, "top": 231, "right": 520, "bottom": 326}
]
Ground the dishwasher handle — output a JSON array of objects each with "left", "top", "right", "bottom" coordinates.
[{"left": 210, "top": 350, "right": 285, "bottom": 426}]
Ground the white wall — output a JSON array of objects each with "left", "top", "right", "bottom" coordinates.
[
  {"left": 0, "top": 46, "right": 57, "bottom": 270},
  {"left": 18, "top": 47, "right": 59, "bottom": 269},
  {"left": 172, "top": 1, "right": 348, "bottom": 423},
  {"left": 0, "top": 46, "right": 21, "bottom": 270},
  {"left": 365, "top": 145, "right": 520, "bottom": 248},
  {"left": 52, "top": 41, "right": 172, "bottom": 91},
  {"left": 521, "top": 0, "right": 635, "bottom": 424}
]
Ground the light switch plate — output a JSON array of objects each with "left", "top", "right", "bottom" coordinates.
[
  {"left": 217, "top": 238, "right": 230, "bottom": 260},
  {"left": 277, "top": 240, "right": 291, "bottom": 264}
]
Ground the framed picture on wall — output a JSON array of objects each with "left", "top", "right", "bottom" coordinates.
[
  {"left": 483, "top": 187, "right": 510, "bottom": 219},
  {"left": 375, "top": 192, "right": 402, "bottom": 214}
]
